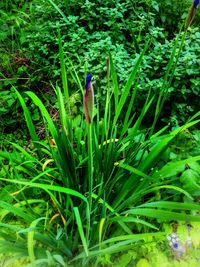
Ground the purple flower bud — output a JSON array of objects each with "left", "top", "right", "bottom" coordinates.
[
  {"left": 84, "top": 73, "right": 94, "bottom": 124},
  {"left": 85, "top": 73, "right": 92, "bottom": 91}
]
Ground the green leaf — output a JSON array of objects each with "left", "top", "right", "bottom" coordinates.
[
  {"left": 27, "top": 217, "right": 46, "bottom": 267},
  {"left": 58, "top": 30, "right": 69, "bottom": 103},
  {"left": 0, "top": 201, "right": 35, "bottom": 223},
  {"left": 180, "top": 169, "right": 200, "bottom": 194},
  {"left": 15, "top": 89, "right": 42, "bottom": 158},
  {"left": 110, "top": 216, "right": 158, "bottom": 230},
  {"left": 26, "top": 91, "right": 58, "bottom": 142},
  {"left": 0, "top": 178, "right": 88, "bottom": 205},
  {"left": 138, "top": 201, "right": 200, "bottom": 211},
  {"left": 153, "top": 156, "right": 200, "bottom": 179},
  {"left": 125, "top": 208, "right": 200, "bottom": 222},
  {"left": 74, "top": 207, "right": 89, "bottom": 256},
  {"left": 109, "top": 53, "right": 119, "bottom": 112}
]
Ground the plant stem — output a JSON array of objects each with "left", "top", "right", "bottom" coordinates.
[
  {"left": 150, "top": 27, "right": 187, "bottom": 136},
  {"left": 87, "top": 123, "right": 93, "bottom": 242}
]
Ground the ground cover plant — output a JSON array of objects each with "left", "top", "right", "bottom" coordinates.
[{"left": 0, "top": 0, "right": 200, "bottom": 266}]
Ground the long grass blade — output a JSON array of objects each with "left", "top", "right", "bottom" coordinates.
[
  {"left": 27, "top": 217, "right": 46, "bottom": 267},
  {"left": 26, "top": 91, "right": 58, "bottom": 142},
  {"left": 15, "top": 89, "right": 42, "bottom": 158},
  {"left": 0, "top": 178, "right": 88, "bottom": 204},
  {"left": 138, "top": 201, "right": 200, "bottom": 210},
  {"left": 125, "top": 208, "right": 200, "bottom": 222},
  {"left": 58, "top": 30, "right": 69, "bottom": 105},
  {"left": 74, "top": 207, "right": 89, "bottom": 256},
  {"left": 109, "top": 53, "right": 119, "bottom": 112}
]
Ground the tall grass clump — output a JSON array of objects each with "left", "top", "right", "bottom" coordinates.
[{"left": 0, "top": 32, "right": 200, "bottom": 266}]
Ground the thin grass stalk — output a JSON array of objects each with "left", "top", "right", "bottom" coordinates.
[
  {"left": 57, "top": 85, "right": 68, "bottom": 129},
  {"left": 58, "top": 30, "right": 70, "bottom": 110},
  {"left": 109, "top": 53, "right": 119, "bottom": 113},
  {"left": 26, "top": 91, "right": 58, "bottom": 141},
  {"left": 87, "top": 123, "right": 93, "bottom": 242},
  {"left": 66, "top": 57, "right": 84, "bottom": 94},
  {"left": 74, "top": 207, "right": 89, "bottom": 257},
  {"left": 96, "top": 87, "right": 100, "bottom": 138},
  {"left": 15, "top": 89, "right": 42, "bottom": 159},
  {"left": 120, "top": 83, "right": 138, "bottom": 136},
  {"left": 150, "top": 26, "right": 187, "bottom": 135},
  {"left": 48, "top": 0, "right": 68, "bottom": 23},
  {"left": 160, "top": 30, "right": 187, "bottom": 108},
  {"left": 104, "top": 64, "right": 112, "bottom": 140},
  {"left": 127, "top": 94, "right": 154, "bottom": 141},
  {"left": 107, "top": 59, "right": 112, "bottom": 139}
]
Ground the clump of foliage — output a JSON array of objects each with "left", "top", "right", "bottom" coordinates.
[{"left": 0, "top": 32, "right": 200, "bottom": 266}]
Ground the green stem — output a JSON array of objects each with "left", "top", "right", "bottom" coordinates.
[
  {"left": 150, "top": 27, "right": 187, "bottom": 136},
  {"left": 87, "top": 123, "right": 93, "bottom": 241}
]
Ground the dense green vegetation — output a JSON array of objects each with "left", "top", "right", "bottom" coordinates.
[{"left": 0, "top": 0, "right": 200, "bottom": 266}]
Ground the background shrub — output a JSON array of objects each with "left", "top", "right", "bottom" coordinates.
[{"left": 0, "top": 0, "right": 199, "bottom": 130}]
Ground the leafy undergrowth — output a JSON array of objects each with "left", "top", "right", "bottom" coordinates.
[
  {"left": 1, "top": 0, "right": 200, "bottom": 131},
  {"left": 0, "top": 223, "right": 199, "bottom": 266}
]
